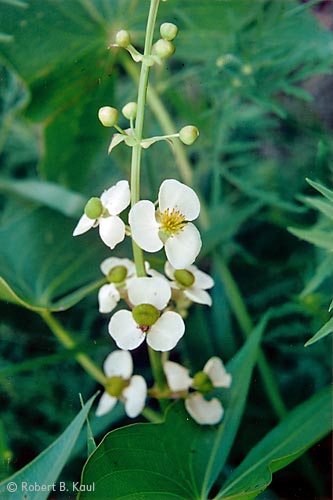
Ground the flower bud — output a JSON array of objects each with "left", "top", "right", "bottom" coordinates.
[
  {"left": 122, "top": 101, "right": 137, "bottom": 120},
  {"left": 192, "top": 371, "right": 214, "bottom": 394},
  {"left": 98, "top": 106, "right": 118, "bottom": 127},
  {"left": 132, "top": 304, "right": 160, "bottom": 327},
  {"left": 107, "top": 265, "right": 128, "bottom": 284},
  {"left": 84, "top": 197, "right": 103, "bottom": 219},
  {"left": 160, "top": 22, "right": 178, "bottom": 41},
  {"left": 115, "top": 29, "right": 131, "bottom": 48},
  {"left": 179, "top": 125, "right": 199, "bottom": 145},
  {"left": 174, "top": 269, "right": 195, "bottom": 288},
  {"left": 153, "top": 39, "right": 175, "bottom": 59}
]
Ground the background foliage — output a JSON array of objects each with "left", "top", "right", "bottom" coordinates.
[{"left": 0, "top": 0, "right": 332, "bottom": 498}]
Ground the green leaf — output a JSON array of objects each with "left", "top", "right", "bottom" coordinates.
[
  {"left": 304, "top": 317, "right": 333, "bottom": 347},
  {"left": 300, "top": 196, "right": 333, "bottom": 220},
  {"left": 306, "top": 178, "right": 333, "bottom": 204},
  {"left": 78, "top": 321, "right": 265, "bottom": 500},
  {"left": 215, "top": 386, "right": 332, "bottom": 500},
  {"left": 0, "top": 207, "right": 109, "bottom": 311},
  {"left": 300, "top": 254, "right": 333, "bottom": 297},
  {"left": 288, "top": 226, "right": 333, "bottom": 251},
  {"left": 0, "top": 393, "right": 97, "bottom": 500},
  {"left": 79, "top": 394, "right": 97, "bottom": 457}
]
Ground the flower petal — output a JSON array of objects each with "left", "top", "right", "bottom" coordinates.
[
  {"left": 108, "top": 133, "right": 126, "bottom": 154},
  {"left": 123, "top": 375, "right": 147, "bottom": 418},
  {"left": 129, "top": 200, "right": 162, "bottom": 252},
  {"left": 163, "top": 361, "right": 192, "bottom": 392},
  {"left": 109, "top": 310, "right": 145, "bottom": 350},
  {"left": 185, "top": 394, "right": 224, "bottom": 425},
  {"left": 159, "top": 179, "right": 200, "bottom": 221},
  {"left": 100, "top": 257, "right": 135, "bottom": 277},
  {"left": 147, "top": 311, "right": 185, "bottom": 351},
  {"left": 192, "top": 268, "right": 214, "bottom": 289},
  {"left": 73, "top": 214, "right": 95, "bottom": 236},
  {"left": 98, "top": 284, "right": 120, "bottom": 313},
  {"left": 95, "top": 391, "right": 118, "bottom": 417},
  {"left": 165, "top": 223, "right": 202, "bottom": 269},
  {"left": 184, "top": 287, "right": 212, "bottom": 306},
  {"left": 203, "top": 357, "right": 232, "bottom": 388},
  {"left": 103, "top": 350, "right": 133, "bottom": 379},
  {"left": 101, "top": 180, "right": 130, "bottom": 215},
  {"left": 128, "top": 276, "right": 171, "bottom": 310},
  {"left": 99, "top": 215, "right": 125, "bottom": 249}
]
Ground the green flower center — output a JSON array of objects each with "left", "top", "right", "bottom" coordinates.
[
  {"left": 84, "top": 197, "right": 103, "bottom": 219},
  {"left": 132, "top": 303, "right": 160, "bottom": 327},
  {"left": 105, "top": 376, "right": 129, "bottom": 398},
  {"left": 156, "top": 208, "right": 186, "bottom": 240},
  {"left": 192, "top": 371, "right": 214, "bottom": 394},
  {"left": 107, "top": 265, "right": 128, "bottom": 284},
  {"left": 174, "top": 269, "right": 195, "bottom": 288}
]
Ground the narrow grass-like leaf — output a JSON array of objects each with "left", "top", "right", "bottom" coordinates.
[
  {"left": 304, "top": 317, "right": 333, "bottom": 346},
  {"left": 215, "top": 386, "right": 332, "bottom": 500},
  {"left": 0, "top": 394, "right": 97, "bottom": 500},
  {"left": 288, "top": 226, "right": 333, "bottom": 250},
  {"left": 299, "top": 196, "right": 333, "bottom": 220},
  {"left": 306, "top": 178, "right": 333, "bottom": 203},
  {"left": 300, "top": 254, "right": 333, "bottom": 297}
]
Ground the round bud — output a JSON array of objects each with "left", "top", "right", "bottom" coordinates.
[
  {"left": 153, "top": 39, "right": 175, "bottom": 59},
  {"left": 98, "top": 106, "right": 118, "bottom": 127},
  {"left": 84, "top": 197, "right": 103, "bottom": 219},
  {"left": 132, "top": 303, "right": 160, "bottom": 327},
  {"left": 107, "top": 265, "right": 128, "bottom": 284},
  {"left": 241, "top": 64, "right": 253, "bottom": 75},
  {"left": 122, "top": 101, "right": 138, "bottom": 120},
  {"left": 174, "top": 269, "right": 195, "bottom": 288},
  {"left": 179, "top": 125, "right": 199, "bottom": 145},
  {"left": 160, "top": 22, "right": 178, "bottom": 41},
  {"left": 105, "top": 376, "right": 128, "bottom": 397},
  {"left": 192, "top": 371, "right": 214, "bottom": 394},
  {"left": 115, "top": 29, "right": 131, "bottom": 48}
]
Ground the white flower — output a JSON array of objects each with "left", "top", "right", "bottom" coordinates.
[
  {"left": 163, "top": 360, "right": 193, "bottom": 392},
  {"left": 185, "top": 394, "right": 223, "bottom": 425},
  {"left": 165, "top": 261, "right": 214, "bottom": 306},
  {"left": 98, "top": 283, "right": 120, "bottom": 313},
  {"left": 73, "top": 180, "right": 130, "bottom": 249},
  {"left": 202, "top": 356, "right": 232, "bottom": 389},
  {"left": 109, "top": 276, "right": 185, "bottom": 352},
  {"left": 129, "top": 179, "right": 202, "bottom": 269},
  {"left": 96, "top": 350, "right": 147, "bottom": 418}
]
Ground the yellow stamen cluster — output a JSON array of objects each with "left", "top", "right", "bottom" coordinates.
[{"left": 157, "top": 208, "right": 186, "bottom": 237}]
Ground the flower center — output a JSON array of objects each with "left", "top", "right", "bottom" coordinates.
[
  {"left": 174, "top": 269, "right": 195, "bottom": 288},
  {"left": 132, "top": 303, "right": 160, "bottom": 328},
  {"left": 192, "top": 371, "right": 214, "bottom": 394},
  {"left": 84, "top": 197, "right": 103, "bottom": 219},
  {"left": 157, "top": 208, "right": 186, "bottom": 239},
  {"left": 107, "top": 265, "right": 128, "bottom": 283},
  {"left": 105, "top": 376, "right": 129, "bottom": 398}
]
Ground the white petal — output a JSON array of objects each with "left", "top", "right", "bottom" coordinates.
[
  {"left": 165, "top": 223, "right": 202, "bottom": 269},
  {"left": 185, "top": 394, "right": 224, "bottom": 425},
  {"left": 128, "top": 277, "right": 171, "bottom": 310},
  {"left": 159, "top": 179, "right": 200, "bottom": 221},
  {"left": 192, "top": 268, "right": 214, "bottom": 289},
  {"left": 163, "top": 361, "right": 192, "bottom": 392},
  {"left": 129, "top": 200, "right": 162, "bottom": 252},
  {"left": 73, "top": 213, "right": 95, "bottom": 236},
  {"left": 98, "top": 284, "right": 120, "bottom": 313},
  {"left": 99, "top": 216, "right": 125, "bottom": 249},
  {"left": 95, "top": 391, "right": 117, "bottom": 417},
  {"left": 109, "top": 310, "right": 145, "bottom": 350},
  {"left": 100, "top": 257, "right": 135, "bottom": 277},
  {"left": 103, "top": 350, "right": 133, "bottom": 379},
  {"left": 101, "top": 180, "right": 130, "bottom": 215},
  {"left": 184, "top": 287, "right": 212, "bottom": 306},
  {"left": 203, "top": 357, "right": 232, "bottom": 388},
  {"left": 147, "top": 311, "right": 185, "bottom": 352},
  {"left": 164, "top": 261, "right": 176, "bottom": 280},
  {"left": 123, "top": 375, "right": 147, "bottom": 418}
]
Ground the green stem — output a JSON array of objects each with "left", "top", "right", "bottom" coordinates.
[
  {"left": 142, "top": 406, "right": 163, "bottom": 423},
  {"left": 39, "top": 310, "right": 106, "bottom": 386}
]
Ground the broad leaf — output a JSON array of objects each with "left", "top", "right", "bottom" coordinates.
[
  {"left": 0, "top": 393, "right": 97, "bottom": 500},
  {"left": 215, "top": 386, "right": 332, "bottom": 500},
  {"left": 0, "top": 207, "right": 109, "bottom": 311}
]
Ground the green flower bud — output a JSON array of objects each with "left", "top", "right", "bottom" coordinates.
[
  {"left": 179, "top": 125, "right": 199, "bottom": 145},
  {"left": 153, "top": 39, "right": 175, "bottom": 59},
  {"left": 132, "top": 303, "right": 160, "bottom": 327},
  {"left": 84, "top": 197, "right": 103, "bottom": 219},
  {"left": 174, "top": 269, "right": 195, "bottom": 288},
  {"left": 98, "top": 106, "right": 118, "bottom": 127},
  {"left": 192, "top": 371, "right": 214, "bottom": 394},
  {"left": 160, "top": 22, "right": 178, "bottom": 41},
  {"left": 241, "top": 64, "right": 252, "bottom": 75},
  {"left": 115, "top": 29, "right": 131, "bottom": 48},
  {"left": 107, "top": 265, "right": 128, "bottom": 284},
  {"left": 105, "top": 376, "right": 128, "bottom": 397},
  {"left": 122, "top": 101, "right": 137, "bottom": 120}
]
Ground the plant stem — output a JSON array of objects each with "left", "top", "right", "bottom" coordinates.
[{"left": 39, "top": 310, "right": 106, "bottom": 386}]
